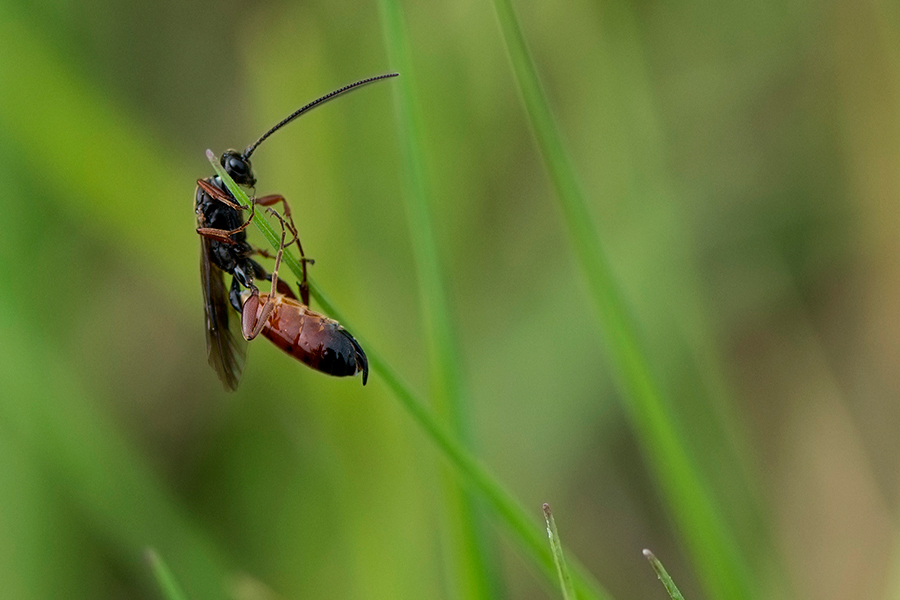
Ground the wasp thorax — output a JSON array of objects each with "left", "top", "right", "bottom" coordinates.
[{"left": 220, "top": 150, "right": 256, "bottom": 186}]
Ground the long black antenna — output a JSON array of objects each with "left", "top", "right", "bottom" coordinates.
[{"left": 242, "top": 73, "right": 399, "bottom": 159}]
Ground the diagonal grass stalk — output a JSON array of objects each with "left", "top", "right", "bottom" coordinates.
[
  {"left": 486, "top": 1, "right": 753, "bottom": 598},
  {"left": 209, "top": 153, "right": 613, "bottom": 600}
]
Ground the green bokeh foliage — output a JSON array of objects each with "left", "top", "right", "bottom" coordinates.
[{"left": 1, "top": 0, "right": 898, "bottom": 599}]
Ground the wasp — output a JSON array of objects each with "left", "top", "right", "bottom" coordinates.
[{"left": 196, "top": 74, "right": 396, "bottom": 389}]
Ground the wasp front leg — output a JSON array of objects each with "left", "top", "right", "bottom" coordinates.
[{"left": 198, "top": 179, "right": 247, "bottom": 212}]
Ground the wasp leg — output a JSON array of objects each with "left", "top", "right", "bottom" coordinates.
[
  {"left": 197, "top": 179, "right": 247, "bottom": 211},
  {"left": 276, "top": 278, "right": 298, "bottom": 299},
  {"left": 252, "top": 245, "right": 308, "bottom": 301},
  {"left": 298, "top": 280, "right": 309, "bottom": 307},
  {"left": 255, "top": 195, "right": 311, "bottom": 301},
  {"left": 241, "top": 288, "right": 276, "bottom": 341},
  {"left": 248, "top": 257, "right": 268, "bottom": 280},
  {"left": 246, "top": 258, "right": 294, "bottom": 299},
  {"left": 265, "top": 215, "right": 288, "bottom": 299},
  {"left": 260, "top": 269, "right": 299, "bottom": 300},
  {"left": 255, "top": 194, "right": 296, "bottom": 230},
  {"left": 256, "top": 246, "right": 315, "bottom": 270},
  {"left": 262, "top": 203, "right": 311, "bottom": 305},
  {"left": 255, "top": 195, "right": 299, "bottom": 247},
  {"left": 241, "top": 214, "right": 289, "bottom": 340},
  {"left": 197, "top": 225, "right": 246, "bottom": 244},
  {"left": 196, "top": 198, "right": 259, "bottom": 244},
  {"left": 229, "top": 276, "right": 245, "bottom": 313}
]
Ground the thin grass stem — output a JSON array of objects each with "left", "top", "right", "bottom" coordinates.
[
  {"left": 643, "top": 549, "right": 686, "bottom": 600},
  {"left": 208, "top": 152, "right": 613, "bottom": 600},
  {"left": 376, "top": 1, "right": 499, "bottom": 598},
  {"left": 485, "top": 2, "right": 752, "bottom": 599},
  {"left": 543, "top": 504, "right": 577, "bottom": 600}
]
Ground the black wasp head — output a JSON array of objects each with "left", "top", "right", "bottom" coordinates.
[{"left": 220, "top": 150, "right": 256, "bottom": 187}]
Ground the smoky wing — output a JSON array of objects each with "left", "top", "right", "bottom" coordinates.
[{"left": 201, "top": 237, "right": 246, "bottom": 390}]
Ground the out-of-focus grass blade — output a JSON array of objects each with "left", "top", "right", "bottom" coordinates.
[
  {"left": 486, "top": 1, "right": 752, "bottom": 599},
  {"left": 643, "top": 550, "right": 686, "bottom": 600},
  {"left": 146, "top": 549, "right": 189, "bottom": 600},
  {"left": 211, "top": 155, "right": 613, "bottom": 600},
  {"left": 0, "top": 4, "right": 192, "bottom": 271},
  {"left": 0, "top": 313, "right": 229, "bottom": 599},
  {"left": 376, "top": 1, "right": 499, "bottom": 598},
  {"left": 543, "top": 504, "right": 577, "bottom": 600}
]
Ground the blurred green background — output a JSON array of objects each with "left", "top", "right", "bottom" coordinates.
[{"left": 1, "top": 0, "right": 899, "bottom": 598}]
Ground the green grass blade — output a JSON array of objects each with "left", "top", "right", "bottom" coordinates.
[
  {"left": 486, "top": 1, "right": 753, "bottom": 599},
  {"left": 377, "top": 1, "right": 499, "bottom": 598},
  {"left": 377, "top": 1, "right": 468, "bottom": 437},
  {"left": 210, "top": 154, "right": 613, "bottom": 600},
  {"left": 643, "top": 550, "right": 686, "bottom": 600},
  {"left": 146, "top": 549, "right": 189, "bottom": 600},
  {"left": 543, "top": 504, "right": 577, "bottom": 600},
  {"left": 315, "top": 284, "right": 614, "bottom": 600}
]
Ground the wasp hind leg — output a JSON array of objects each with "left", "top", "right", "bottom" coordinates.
[
  {"left": 241, "top": 214, "right": 291, "bottom": 341},
  {"left": 256, "top": 195, "right": 312, "bottom": 305},
  {"left": 247, "top": 257, "right": 294, "bottom": 300}
]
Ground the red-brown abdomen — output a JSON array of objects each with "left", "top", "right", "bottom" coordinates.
[{"left": 250, "top": 294, "right": 368, "bottom": 384}]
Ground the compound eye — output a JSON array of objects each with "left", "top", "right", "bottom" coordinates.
[
  {"left": 227, "top": 156, "right": 248, "bottom": 177},
  {"left": 220, "top": 150, "right": 255, "bottom": 186}
]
